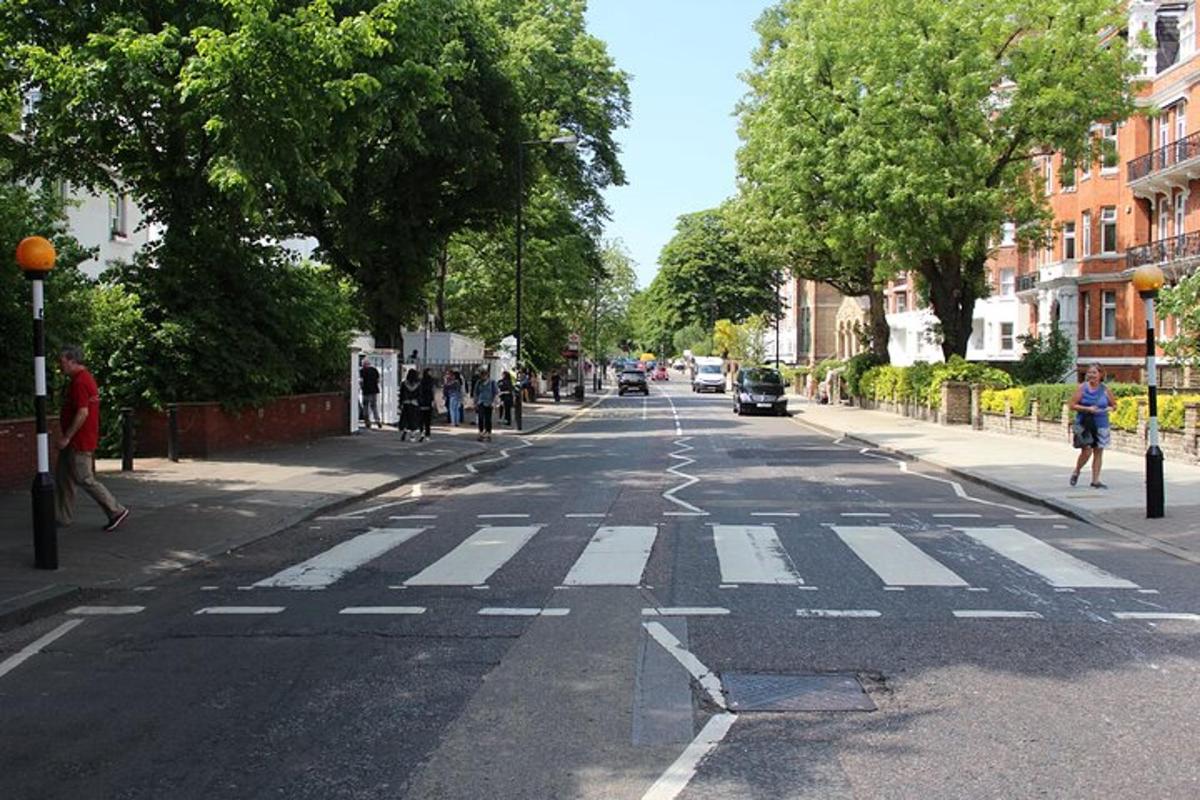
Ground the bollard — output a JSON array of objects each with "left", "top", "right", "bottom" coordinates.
[
  {"left": 514, "top": 391, "right": 523, "bottom": 432},
  {"left": 167, "top": 404, "right": 180, "bottom": 462},
  {"left": 121, "top": 407, "right": 134, "bottom": 471}
]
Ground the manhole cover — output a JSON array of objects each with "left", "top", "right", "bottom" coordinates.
[{"left": 723, "top": 673, "right": 876, "bottom": 712}]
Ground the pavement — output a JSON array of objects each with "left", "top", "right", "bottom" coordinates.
[
  {"left": 0, "top": 401, "right": 577, "bottom": 630},
  {"left": 789, "top": 395, "right": 1200, "bottom": 564}
]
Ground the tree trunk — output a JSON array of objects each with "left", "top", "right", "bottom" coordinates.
[
  {"left": 922, "top": 257, "right": 977, "bottom": 360},
  {"left": 867, "top": 287, "right": 891, "bottom": 363},
  {"left": 433, "top": 243, "right": 448, "bottom": 332}
]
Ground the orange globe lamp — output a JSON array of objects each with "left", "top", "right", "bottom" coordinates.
[
  {"left": 1132, "top": 263, "right": 1164, "bottom": 298},
  {"left": 15, "top": 236, "right": 56, "bottom": 275}
]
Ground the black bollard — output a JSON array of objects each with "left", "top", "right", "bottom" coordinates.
[
  {"left": 121, "top": 407, "right": 134, "bottom": 471},
  {"left": 167, "top": 404, "right": 180, "bottom": 462}
]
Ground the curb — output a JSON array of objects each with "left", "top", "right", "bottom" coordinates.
[
  {"left": 793, "top": 414, "right": 1200, "bottom": 567},
  {"left": 0, "top": 411, "right": 575, "bottom": 631}
]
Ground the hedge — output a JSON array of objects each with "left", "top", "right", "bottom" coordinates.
[
  {"left": 979, "top": 387, "right": 1200, "bottom": 431},
  {"left": 860, "top": 357, "right": 1011, "bottom": 407}
]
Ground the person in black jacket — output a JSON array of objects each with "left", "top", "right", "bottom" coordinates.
[
  {"left": 498, "top": 371, "right": 515, "bottom": 425},
  {"left": 399, "top": 369, "right": 420, "bottom": 441},
  {"left": 418, "top": 369, "right": 436, "bottom": 441},
  {"left": 359, "top": 358, "right": 382, "bottom": 429}
]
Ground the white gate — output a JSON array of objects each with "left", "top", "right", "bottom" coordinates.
[{"left": 350, "top": 348, "right": 400, "bottom": 431}]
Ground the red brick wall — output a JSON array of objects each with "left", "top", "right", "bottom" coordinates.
[
  {"left": 0, "top": 418, "right": 63, "bottom": 489},
  {"left": 134, "top": 393, "right": 348, "bottom": 458}
]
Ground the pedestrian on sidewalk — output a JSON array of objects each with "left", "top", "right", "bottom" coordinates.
[
  {"left": 1070, "top": 363, "right": 1116, "bottom": 489},
  {"left": 444, "top": 369, "right": 464, "bottom": 426},
  {"left": 498, "top": 370, "right": 515, "bottom": 426},
  {"left": 418, "top": 369, "right": 436, "bottom": 441},
  {"left": 55, "top": 345, "right": 130, "bottom": 531},
  {"left": 359, "top": 357, "right": 382, "bottom": 429},
  {"left": 551, "top": 370, "right": 561, "bottom": 403},
  {"left": 399, "top": 369, "right": 421, "bottom": 441},
  {"left": 472, "top": 367, "right": 498, "bottom": 442}
]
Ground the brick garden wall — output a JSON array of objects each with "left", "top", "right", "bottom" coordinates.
[{"left": 0, "top": 418, "right": 62, "bottom": 490}]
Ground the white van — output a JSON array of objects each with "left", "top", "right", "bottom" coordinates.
[{"left": 691, "top": 356, "right": 726, "bottom": 393}]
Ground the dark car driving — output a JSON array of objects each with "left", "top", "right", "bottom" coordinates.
[
  {"left": 733, "top": 367, "right": 787, "bottom": 416},
  {"left": 618, "top": 368, "right": 649, "bottom": 396}
]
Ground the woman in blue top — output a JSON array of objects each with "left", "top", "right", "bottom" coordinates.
[{"left": 1069, "top": 363, "right": 1117, "bottom": 488}]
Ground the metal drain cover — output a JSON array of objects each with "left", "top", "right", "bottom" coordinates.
[{"left": 723, "top": 673, "right": 876, "bottom": 712}]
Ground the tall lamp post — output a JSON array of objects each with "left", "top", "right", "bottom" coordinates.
[
  {"left": 515, "top": 133, "right": 578, "bottom": 431},
  {"left": 16, "top": 236, "right": 58, "bottom": 570},
  {"left": 1133, "top": 264, "right": 1166, "bottom": 519}
]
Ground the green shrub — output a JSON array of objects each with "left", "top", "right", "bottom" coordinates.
[
  {"left": 899, "top": 361, "right": 934, "bottom": 403},
  {"left": 1109, "top": 396, "right": 1139, "bottom": 431},
  {"left": 925, "top": 356, "right": 1013, "bottom": 407},
  {"left": 814, "top": 358, "right": 844, "bottom": 382},
  {"left": 980, "top": 387, "right": 1028, "bottom": 416},
  {"left": 845, "top": 352, "right": 886, "bottom": 397},
  {"left": 1024, "top": 383, "right": 1076, "bottom": 421}
]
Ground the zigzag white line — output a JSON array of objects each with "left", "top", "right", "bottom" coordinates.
[
  {"left": 663, "top": 437, "right": 706, "bottom": 514},
  {"left": 465, "top": 437, "right": 534, "bottom": 474}
]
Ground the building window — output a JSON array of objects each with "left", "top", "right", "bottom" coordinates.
[
  {"left": 1081, "top": 291, "right": 1090, "bottom": 339},
  {"left": 1157, "top": 9, "right": 1182, "bottom": 73},
  {"left": 1102, "top": 290, "right": 1117, "bottom": 339},
  {"left": 1160, "top": 196, "right": 1171, "bottom": 239},
  {"left": 1060, "top": 157, "right": 1075, "bottom": 190},
  {"left": 1044, "top": 158, "right": 1054, "bottom": 195},
  {"left": 1100, "top": 207, "right": 1117, "bottom": 253},
  {"left": 109, "top": 193, "right": 129, "bottom": 239},
  {"left": 798, "top": 307, "right": 811, "bottom": 354},
  {"left": 1000, "top": 322, "right": 1014, "bottom": 351},
  {"left": 1175, "top": 191, "right": 1186, "bottom": 240},
  {"left": 1000, "top": 222, "right": 1016, "bottom": 246},
  {"left": 1082, "top": 211, "right": 1092, "bottom": 255},
  {"left": 1063, "top": 222, "right": 1076, "bottom": 260},
  {"left": 1000, "top": 268, "right": 1015, "bottom": 296},
  {"left": 1100, "top": 123, "right": 1119, "bottom": 172},
  {"left": 895, "top": 292, "right": 908, "bottom": 313}
]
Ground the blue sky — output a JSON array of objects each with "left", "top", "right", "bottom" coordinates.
[{"left": 585, "top": 0, "right": 774, "bottom": 288}]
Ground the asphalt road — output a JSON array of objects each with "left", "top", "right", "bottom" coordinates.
[{"left": 3, "top": 379, "right": 1200, "bottom": 799}]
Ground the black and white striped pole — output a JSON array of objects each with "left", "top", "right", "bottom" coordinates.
[
  {"left": 16, "top": 236, "right": 58, "bottom": 569},
  {"left": 1133, "top": 264, "right": 1165, "bottom": 519}
]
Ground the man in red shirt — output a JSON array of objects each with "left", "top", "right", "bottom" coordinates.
[{"left": 55, "top": 345, "right": 129, "bottom": 531}]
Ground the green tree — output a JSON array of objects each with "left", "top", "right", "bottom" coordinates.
[
  {"left": 1160, "top": 273, "right": 1200, "bottom": 368},
  {"left": 741, "top": 0, "right": 1140, "bottom": 359},
  {"left": 1012, "top": 326, "right": 1075, "bottom": 384}
]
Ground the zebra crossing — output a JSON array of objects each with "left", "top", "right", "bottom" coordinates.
[{"left": 245, "top": 519, "right": 1144, "bottom": 596}]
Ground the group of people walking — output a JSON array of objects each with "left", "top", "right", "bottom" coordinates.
[{"left": 360, "top": 360, "right": 519, "bottom": 443}]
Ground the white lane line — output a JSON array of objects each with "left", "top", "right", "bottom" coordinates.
[
  {"left": 640, "top": 712, "right": 737, "bottom": 800},
  {"left": 750, "top": 512, "right": 800, "bottom": 518},
  {"left": 478, "top": 607, "right": 571, "bottom": 617},
  {"left": 132, "top": 587, "right": 157, "bottom": 593},
  {"left": 200, "top": 586, "right": 220, "bottom": 591},
  {"left": 1138, "top": 589, "right": 1161, "bottom": 595},
  {"left": 478, "top": 514, "right": 531, "bottom": 519},
  {"left": 565, "top": 513, "right": 608, "bottom": 518},
  {"left": 663, "top": 437, "right": 706, "bottom": 514},
  {"left": 831, "top": 525, "right": 968, "bottom": 587},
  {"left": 664, "top": 511, "right": 708, "bottom": 517},
  {"left": 68, "top": 606, "right": 145, "bottom": 616},
  {"left": 796, "top": 609, "right": 881, "bottom": 618},
  {"left": 0, "top": 619, "right": 84, "bottom": 680},
  {"left": 642, "top": 621, "right": 726, "bottom": 709},
  {"left": 562, "top": 526, "right": 657, "bottom": 586},
  {"left": 339, "top": 606, "right": 426, "bottom": 615},
  {"left": 195, "top": 606, "right": 285, "bottom": 615},
  {"left": 952, "top": 610, "right": 1044, "bottom": 619},
  {"left": 933, "top": 514, "right": 982, "bottom": 519},
  {"left": 253, "top": 528, "right": 424, "bottom": 590},
  {"left": 642, "top": 607, "right": 730, "bottom": 617},
  {"left": 661, "top": 388, "right": 684, "bottom": 437},
  {"left": 1113, "top": 612, "right": 1200, "bottom": 621},
  {"left": 404, "top": 525, "right": 542, "bottom": 586},
  {"left": 712, "top": 525, "right": 804, "bottom": 585},
  {"left": 960, "top": 527, "right": 1139, "bottom": 589},
  {"left": 841, "top": 512, "right": 891, "bottom": 518},
  {"left": 390, "top": 515, "right": 438, "bottom": 520}
]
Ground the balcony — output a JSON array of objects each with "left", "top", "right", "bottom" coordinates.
[
  {"left": 1127, "top": 130, "right": 1200, "bottom": 199},
  {"left": 1016, "top": 273, "right": 1038, "bottom": 292},
  {"left": 1126, "top": 229, "right": 1200, "bottom": 272}
]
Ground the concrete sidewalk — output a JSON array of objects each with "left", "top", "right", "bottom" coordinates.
[
  {"left": 0, "top": 403, "right": 577, "bottom": 629},
  {"left": 790, "top": 396, "right": 1200, "bottom": 564}
]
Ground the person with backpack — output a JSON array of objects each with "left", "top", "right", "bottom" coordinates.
[
  {"left": 399, "top": 369, "right": 421, "bottom": 441},
  {"left": 472, "top": 367, "right": 499, "bottom": 442}
]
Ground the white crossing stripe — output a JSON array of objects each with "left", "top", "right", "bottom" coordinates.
[
  {"left": 478, "top": 607, "right": 570, "bottom": 617},
  {"left": 712, "top": 525, "right": 804, "bottom": 585},
  {"left": 832, "top": 526, "right": 968, "bottom": 587},
  {"left": 253, "top": 528, "right": 425, "bottom": 590},
  {"left": 339, "top": 606, "right": 426, "bottom": 615},
  {"left": 405, "top": 525, "right": 542, "bottom": 586},
  {"left": 642, "top": 607, "right": 730, "bottom": 617},
  {"left": 562, "top": 526, "right": 657, "bottom": 586},
  {"left": 796, "top": 609, "right": 880, "bottom": 618},
  {"left": 68, "top": 606, "right": 145, "bottom": 616},
  {"left": 195, "top": 606, "right": 285, "bottom": 615},
  {"left": 952, "top": 610, "right": 1044, "bottom": 619},
  {"left": 960, "top": 527, "right": 1138, "bottom": 589},
  {"left": 1112, "top": 612, "right": 1200, "bottom": 622}
]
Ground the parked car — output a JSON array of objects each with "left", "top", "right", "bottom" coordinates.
[
  {"left": 733, "top": 367, "right": 787, "bottom": 416},
  {"left": 652, "top": 365, "right": 670, "bottom": 381},
  {"left": 691, "top": 356, "right": 725, "bottom": 393},
  {"left": 671, "top": 359, "right": 686, "bottom": 371},
  {"left": 618, "top": 368, "right": 650, "bottom": 396}
]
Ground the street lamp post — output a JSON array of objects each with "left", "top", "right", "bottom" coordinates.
[
  {"left": 593, "top": 274, "right": 602, "bottom": 392},
  {"left": 16, "top": 236, "right": 58, "bottom": 570},
  {"left": 1133, "top": 264, "right": 1166, "bottom": 519},
  {"left": 515, "top": 133, "right": 578, "bottom": 431}
]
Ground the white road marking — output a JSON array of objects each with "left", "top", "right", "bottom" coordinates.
[
  {"left": 967, "top": 587, "right": 990, "bottom": 592},
  {"left": 478, "top": 514, "right": 531, "bottom": 519},
  {"left": 1138, "top": 589, "right": 1161, "bottom": 595},
  {"left": 663, "top": 437, "right": 706, "bottom": 514},
  {"left": 390, "top": 515, "right": 438, "bottom": 520},
  {"left": 883, "top": 586, "right": 905, "bottom": 592},
  {"left": 562, "top": 526, "right": 657, "bottom": 586},
  {"left": 465, "top": 437, "right": 534, "bottom": 474},
  {"left": 952, "top": 610, "right": 1044, "bottom": 619},
  {"left": 841, "top": 512, "right": 891, "bottom": 518},
  {"left": 68, "top": 606, "right": 145, "bottom": 616},
  {"left": 795, "top": 609, "right": 881, "bottom": 618},
  {"left": 933, "top": 513, "right": 982, "bottom": 519},
  {"left": 1113, "top": 612, "right": 1200, "bottom": 621},
  {"left": 200, "top": 586, "right": 219, "bottom": 591},
  {"left": 832, "top": 525, "right": 968, "bottom": 587},
  {"left": 642, "top": 621, "right": 726, "bottom": 708},
  {"left": 960, "top": 527, "right": 1139, "bottom": 589},
  {"left": 339, "top": 606, "right": 426, "bottom": 615},
  {"left": 663, "top": 511, "right": 708, "bottom": 516},
  {"left": 1016, "top": 514, "right": 1062, "bottom": 519},
  {"left": 750, "top": 512, "right": 800, "bottom": 517},
  {"left": 132, "top": 587, "right": 157, "bottom": 593},
  {"left": 195, "top": 606, "right": 285, "bottom": 615},
  {"left": 712, "top": 525, "right": 804, "bottom": 585},
  {"left": 640, "top": 712, "right": 737, "bottom": 800},
  {"left": 404, "top": 525, "right": 542, "bottom": 586},
  {"left": 565, "top": 513, "right": 608, "bottom": 518},
  {"left": 643, "top": 396, "right": 648, "bottom": 420},
  {"left": 661, "top": 389, "right": 684, "bottom": 436},
  {"left": 253, "top": 528, "right": 424, "bottom": 590},
  {"left": 478, "top": 607, "right": 570, "bottom": 617},
  {"left": 642, "top": 607, "right": 730, "bottom": 617},
  {"left": 0, "top": 619, "right": 84, "bottom": 680}
]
